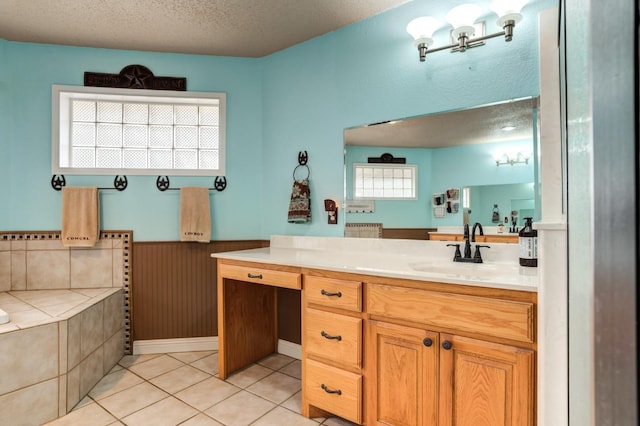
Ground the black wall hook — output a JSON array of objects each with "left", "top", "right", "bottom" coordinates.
[{"left": 298, "top": 151, "right": 308, "bottom": 165}]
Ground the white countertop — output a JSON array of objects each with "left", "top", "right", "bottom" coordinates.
[{"left": 212, "top": 235, "right": 538, "bottom": 292}]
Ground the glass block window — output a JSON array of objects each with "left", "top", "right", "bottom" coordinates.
[
  {"left": 52, "top": 85, "right": 226, "bottom": 176},
  {"left": 352, "top": 163, "right": 417, "bottom": 200}
]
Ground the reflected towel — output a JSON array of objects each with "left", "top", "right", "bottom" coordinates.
[
  {"left": 287, "top": 179, "right": 311, "bottom": 223},
  {"left": 61, "top": 187, "right": 100, "bottom": 247},
  {"left": 180, "top": 187, "right": 211, "bottom": 243}
]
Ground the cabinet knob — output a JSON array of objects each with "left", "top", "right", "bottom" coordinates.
[
  {"left": 321, "top": 384, "right": 342, "bottom": 395},
  {"left": 423, "top": 338, "right": 433, "bottom": 347},
  {"left": 442, "top": 340, "right": 452, "bottom": 350}
]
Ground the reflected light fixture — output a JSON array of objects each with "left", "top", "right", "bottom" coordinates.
[
  {"left": 494, "top": 151, "right": 530, "bottom": 166},
  {"left": 406, "top": 0, "right": 527, "bottom": 62}
]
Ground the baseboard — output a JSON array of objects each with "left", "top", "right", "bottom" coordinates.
[
  {"left": 278, "top": 339, "right": 302, "bottom": 360},
  {"left": 132, "top": 336, "right": 301, "bottom": 360},
  {"left": 133, "top": 336, "right": 218, "bottom": 355}
]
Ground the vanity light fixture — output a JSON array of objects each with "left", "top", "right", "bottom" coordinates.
[
  {"left": 406, "top": 0, "right": 527, "bottom": 62},
  {"left": 495, "top": 152, "right": 530, "bottom": 166}
]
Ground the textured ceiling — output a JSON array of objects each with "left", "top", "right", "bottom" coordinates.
[
  {"left": 0, "top": 0, "right": 411, "bottom": 57},
  {"left": 345, "top": 98, "right": 539, "bottom": 148}
]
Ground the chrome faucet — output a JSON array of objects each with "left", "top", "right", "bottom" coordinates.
[{"left": 471, "top": 222, "right": 484, "bottom": 242}]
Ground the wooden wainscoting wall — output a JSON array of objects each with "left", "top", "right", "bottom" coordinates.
[{"left": 132, "top": 240, "right": 304, "bottom": 343}]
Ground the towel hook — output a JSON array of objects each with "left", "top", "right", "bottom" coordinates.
[
  {"left": 293, "top": 151, "right": 310, "bottom": 181},
  {"left": 298, "top": 151, "right": 308, "bottom": 165}
]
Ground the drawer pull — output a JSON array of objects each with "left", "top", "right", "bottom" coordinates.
[
  {"left": 247, "top": 273, "right": 263, "bottom": 279},
  {"left": 321, "top": 330, "right": 342, "bottom": 341},
  {"left": 321, "top": 384, "right": 342, "bottom": 395},
  {"left": 320, "top": 289, "right": 342, "bottom": 298},
  {"left": 442, "top": 340, "right": 452, "bottom": 350}
]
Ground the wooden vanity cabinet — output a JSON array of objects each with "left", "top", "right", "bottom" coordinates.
[
  {"left": 365, "top": 281, "right": 536, "bottom": 426},
  {"left": 302, "top": 274, "right": 364, "bottom": 424}
]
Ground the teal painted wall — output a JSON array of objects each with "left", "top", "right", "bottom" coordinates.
[
  {"left": 0, "top": 42, "right": 263, "bottom": 241},
  {"left": 1, "top": 0, "right": 557, "bottom": 241},
  {"left": 261, "top": 0, "right": 554, "bottom": 237}
]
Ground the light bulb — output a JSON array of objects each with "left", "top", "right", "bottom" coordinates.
[
  {"left": 446, "top": 4, "right": 482, "bottom": 39},
  {"left": 406, "top": 16, "right": 442, "bottom": 47},
  {"left": 491, "top": 0, "right": 525, "bottom": 27}
]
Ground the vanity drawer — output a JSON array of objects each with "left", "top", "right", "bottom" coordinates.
[
  {"left": 305, "top": 276, "right": 362, "bottom": 312},
  {"left": 367, "top": 284, "right": 535, "bottom": 343},
  {"left": 305, "top": 308, "right": 362, "bottom": 369},
  {"left": 219, "top": 263, "right": 301, "bottom": 290},
  {"left": 305, "top": 358, "right": 362, "bottom": 424}
]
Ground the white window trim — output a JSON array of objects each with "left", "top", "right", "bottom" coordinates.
[
  {"left": 352, "top": 163, "right": 418, "bottom": 200},
  {"left": 52, "top": 85, "right": 226, "bottom": 176}
]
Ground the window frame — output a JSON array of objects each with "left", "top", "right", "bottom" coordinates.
[
  {"left": 51, "top": 85, "right": 226, "bottom": 176},
  {"left": 352, "top": 163, "right": 418, "bottom": 200}
]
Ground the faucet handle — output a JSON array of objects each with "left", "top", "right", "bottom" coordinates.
[
  {"left": 446, "top": 243, "right": 462, "bottom": 260},
  {"left": 473, "top": 245, "right": 490, "bottom": 261}
]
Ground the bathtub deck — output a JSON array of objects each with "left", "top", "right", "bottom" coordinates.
[{"left": 0, "top": 288, "right": 120, "bottom": 334}]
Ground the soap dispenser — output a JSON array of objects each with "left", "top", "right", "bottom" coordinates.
[{"left": 518, "top": 217, "right": 538, "bottom": 267}]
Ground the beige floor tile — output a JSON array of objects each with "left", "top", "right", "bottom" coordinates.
[
  {"left": 322, "top": 417, "right": 360, "bottom": 426},
  {"left": 126, "top": 354, "right": 184, "bottom": 379},
  {"left": 279, "top": 359, "right": 302, "bottom": 379},
  {"left": 95, "top": 381, "right": 169, "bottom": 418},
  {"left": 247, "top": 371, "right": 301, "bottom": 404},
  {"left": 257, "top": 353, "right": 295, "bottom": 370},
  {"left": 149, "top": 364, "right": 211, "bottom": 394},
  {"left": 87, "top": 369, "right": 144, "bottom": 400},
  {"left": 281, "top": 390, "right": 303, "bottom": 414},
  {"left": 72, "top": 396, "right": 93, "bottom": 410},
  {"left": 120, "top": 396, "right": 198, "bottom": 426},
  {"left": 204, "top": 390, "right": 276, "bottom": 426},
  {"left": 175, "top": 376, "right": 240, "bottom": 411},
  {"left": 117, "top": 353, "right": 162, "bottom": 368},
  {"left": 44, "top": 402, "right": 116, "bottom": 426},
  {"left": 225, "top": 363, "right": 272, "bottom": 388},
  {"left": 169, "top": 350, "right": 215, "bottom": 364},
  {"left": 252, "top": 406, "right": 320, "bottom": 425},
  {"left": 180, "top": 413, "right": 225, "bottom": 426},
  {"left": 190, "top": 352, "right": 219, "bottom": 375}
]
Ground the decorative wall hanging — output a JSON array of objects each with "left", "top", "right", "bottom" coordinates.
[
  {"left": 84, "top": 64, "right": 187, "bottom": 91},
  {"left": 367, "top": 153, "right": 406, "bottom": 164}
]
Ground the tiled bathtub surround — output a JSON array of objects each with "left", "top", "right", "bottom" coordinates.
[
  {"left": 0, "top": 289, "right": 124, "bottom": 424},
  {"left": 0, "top": 232, "right": 129, "bottom": 291},
  {"left": 0, "top": 231, "right": 131, "bottom": 425}
]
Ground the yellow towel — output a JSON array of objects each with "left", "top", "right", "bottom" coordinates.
[
  {"left": 61, "top": 187, "right": 100, "bottom": 247},
  {"left": 180, "top": 187, "right": 211, "bottom": 243}
]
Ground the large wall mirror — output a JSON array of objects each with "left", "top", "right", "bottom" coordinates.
[{"left": 343, "top": 97, "right": 540, "bottom": 239}]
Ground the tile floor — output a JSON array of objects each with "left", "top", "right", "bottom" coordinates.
[{"left": 44, "top": 351, "right": 358, "bottom": 426}]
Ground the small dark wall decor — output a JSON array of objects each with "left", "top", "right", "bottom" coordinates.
[{"left": 84, "top": 64, "right": 187, "bottom": 91}]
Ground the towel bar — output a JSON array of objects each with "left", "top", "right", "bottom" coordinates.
[
  {"left": 51, "top": 175, "right": 128, "bottom": 191},
  {"left": 156, "top": 176, "right": 227, "bottom": 192}
]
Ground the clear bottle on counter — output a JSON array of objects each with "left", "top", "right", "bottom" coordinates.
[{"left": 519, "top": 217, "right": 538, "bottom": 267}]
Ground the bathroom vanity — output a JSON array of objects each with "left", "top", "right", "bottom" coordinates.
[{"left": 213, "top": 236, "right": 537, "bottom": 425}]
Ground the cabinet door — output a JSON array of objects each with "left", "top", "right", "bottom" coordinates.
[
  {"left": 367, "top": 321, "right": 439, "bottom": 426},
  {"left": 439, "top": 334, "right": 534, "bottom": 426}
]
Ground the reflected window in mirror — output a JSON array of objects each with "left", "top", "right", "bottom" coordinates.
[{"left": 353, "top": 163, "right": 417, "bottom": 200}]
